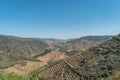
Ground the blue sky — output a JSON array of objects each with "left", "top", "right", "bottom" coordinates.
[{"left": 0, "top": 0, "right": 120, "bottom": 39}]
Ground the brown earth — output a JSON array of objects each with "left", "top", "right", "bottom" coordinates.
[
  {"left": 37, "top": 51, "right": 68, "bottom": 63},
  {"left": 4, "top": 51, "right": 67, "bottom": 77}
]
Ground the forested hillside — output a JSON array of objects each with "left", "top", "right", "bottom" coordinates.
[
  {"left": 0, "top": 35, "right": 48, "bottom": 68},
  {"left": 32, "top": 35, "right": 120, "bottom": 80}
]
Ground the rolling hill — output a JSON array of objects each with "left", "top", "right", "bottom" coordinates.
[
  {"left": 4, "top": 51, "right": 68, "bottom": 77},
  {"left": 32, "top": 35, "right": 120, "bottom": 80},
  {"left": 0, "top": 34, "right": 115, "bottom": 80},
  {"left": 0, "top": 35, "right": 49, "bottom": 68},
  {"left": 60, "top": 36, "right": 112, "bottom": 56}
]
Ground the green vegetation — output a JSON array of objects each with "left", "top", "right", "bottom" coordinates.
[
  {"left": 33, "top": 49, "right": 51, "bottom": 58},
  {"left": 0, "top": 71, "right": 29, "bottom": 80},
  {"left": 0, "top": 35, "right": 48, "bottom": 68},
  {"left": 65, "top": 50, "right": 80, "bottom": 56},
  {"left": 0, "top": 35, "right": 48, "bottom": 56},
  {"left": 0, "top": 71, "right": 48, "bottom": 80},
  {"left": 113, "top": 34, "right": 120, "bottom": 41},
  {"left": 106, "top": 71, "right": 120, "bottom": 80},
  {"left": 32, "top": 35, "right": 120, "bottom": 80},
  {"left": 0, "top": 35, "right": 113, "bottom": 68},
  {"left": 60, "top": 36, "right": 112, "bottom": 56},
  {"left": 0, "top": 35, "right": 118, "bottom": 80},
  {"left": 31, "top": 76, "right": 49, "bottom": 80}
]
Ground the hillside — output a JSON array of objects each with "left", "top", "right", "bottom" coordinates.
[
  {"left": 0, "top": 34, "right": 68, "bottom": 75},
  {"left": 3, "top": 51, "right": 67, "bottom": 76},
  {"left": 0, "top": 35, "right": 49, "bottom": 68},
  {"left": 0, "top": 35, "right": 49, "bottom": 56},
  {"left": 36, "top": 51, "right": 68, "bottom": 63},
  {"left": 60, "top": 36, "right": 112, "bottom": 53},
  {"left": 32, "top": 35, "right": 120, "bottom": 80}
]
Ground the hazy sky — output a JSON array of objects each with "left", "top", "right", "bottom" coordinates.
[{"left": 0, "top": 0, "right": 120, "bottom": 39}]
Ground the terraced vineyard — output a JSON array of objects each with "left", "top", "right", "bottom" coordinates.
[
  {"left": 31, "top": 35, "right": 120, "bottom": 80},
  {"left": 3, "top": 51, "right": 67, "bottom": 77},
  {"left": 32, "top": 53, "right": 89, "bottom": 80}
]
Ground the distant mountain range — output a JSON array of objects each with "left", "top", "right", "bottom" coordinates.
[
  {"left": 0, "top": 35, "right": 113, "bottom": 68},
  {"left": 32, "top": 35, "right": 120, "bottom": 80}
]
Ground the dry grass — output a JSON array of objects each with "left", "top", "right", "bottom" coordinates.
[
  {"left": 4, "top": 51, "right": 67, "bottom": 77},
  {"left": 37, "top": 51, "right": 67, "bottom": 63},
  {"left": 4, "top": 61, "right": 47, "bottom": 77}
]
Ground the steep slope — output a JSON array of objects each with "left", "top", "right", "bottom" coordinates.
[
  {"left": 60, "top": 36, "right": 112, "bottom": 53},
  {"left": 0, "top": 35, "right": 49, "bottom": 56},
  {"left": 4, "top": 51, "right": 67, "bottom": 77},
  {"left": 0, "top": 35, "right": 48, "bottom": 68},
  {"left": 32, "top": 35, "right": 120, "bottom": 80},
  {"left": 4, "top": 61, "right": 47, "bottom": 77}
]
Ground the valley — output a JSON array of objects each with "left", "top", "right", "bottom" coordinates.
[
  {"left": 0, "top": 34, "right": 117, "bottom": 80},
  {"left": 0, "top": 0, "right": 119, "bottom": 80},
  {"left": 31, "top": 35, "right": 120, "bottom": 80}
]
